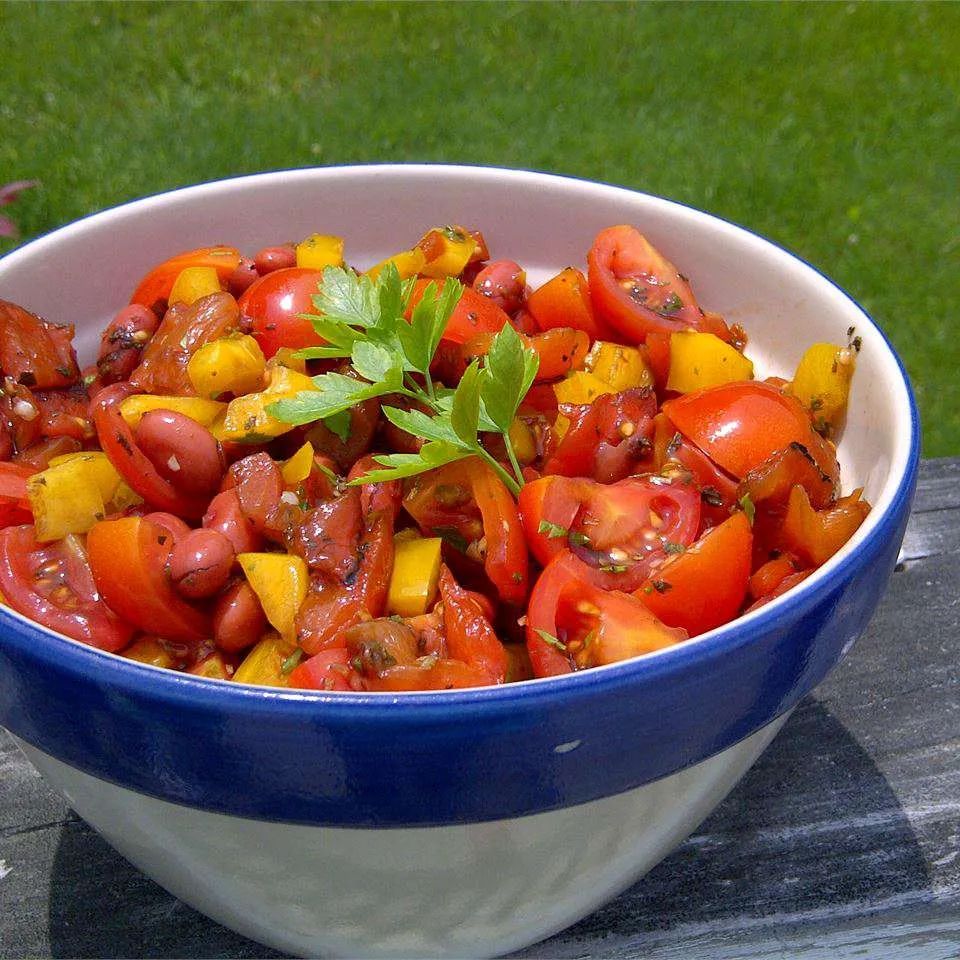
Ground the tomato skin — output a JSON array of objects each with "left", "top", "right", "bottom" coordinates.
[
  {"left": 0, "top": 525, "right": 134, "bottom": 651},
  {"left": 587, "top": 226, "right": 726, "bottom": 343},
  {"left": 745, "top": 569, "right": 813, "bottom": 612},
  {"left": 519, "top": 473, "right": 701, "bottom": 591},
  {"left": 409, "top": 280, "right": 509, "bottom": 345},
  {"left": 0, "top": 300, "right": 80, "bottom": 390},
  {"left": 87, "top": 515, "right": 212, "bottom": 642},
  {"left": 662, "top": 381, "right": 840, "bottom": 485},
  {"left": 472, "top": 260, "right": 526, "bottom": 316},
  {"left": 526, "top": 550, "right": 687, "bottom": 677},
  {"left": 748, "top": 555, "right": 798, "bottom": 602},
  {"left": 237, "top": 267, "right": 325, "bottom": 358},
  {"left": 0, "top": 462, "right": 36, "bottom": 528},
  {"left": 438, "top": 566, "right": 507, "bottom": 684},
  {"left": 287, "top": 647, "right": 356, "bottom": 691},
  {"left": 129, "top": 246, "right": 241, "bottom": 314},
  {"left": 527, "top": 267, "right": 612, "bottom": 340},
  {"left": 636, "top": 511, "right": 753, "bottom": 637}
]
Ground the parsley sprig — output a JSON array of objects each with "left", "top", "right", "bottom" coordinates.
[{"left": 268, "top": 265, "right": 539, "bottom": 495}]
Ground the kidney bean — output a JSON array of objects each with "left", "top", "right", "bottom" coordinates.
[
  {"left": 203, "top": 488, "right": 263, "bottom": 554},
  {"left": 254, "top": 244, "right": 296, "bottom": 275},
  {"left": 170, "top": 528, "right": 235, "bottom": 599},
  {"left": 141, "top": 511, "right": 193, "bottom": 543},
  {"left": 227, "top": 257, "right": 258, "bottom": 297},
  {"left": 134, "top": 410, "right": 225, "bottom": 498},
  {"left": 472, "top": 260, "right": 527, "bottom": 316},
  {"left": 96, "top": 305, "right": 159, "bottom": 385},
  {"left": 213, "top": 580, "right": 268, "bottom": 653}
]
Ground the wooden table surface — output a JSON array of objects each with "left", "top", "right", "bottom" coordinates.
[{"left": 1, "top": 457, "right": 958, "bottom": 960}]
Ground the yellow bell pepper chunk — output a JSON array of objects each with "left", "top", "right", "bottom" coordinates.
[
  {"left": 190, "top": 652, "right": 232, "bottom": 680},
  {"left": 553, "top": 370, "right": 617, "bottom": 406},
  {"left": 168, "top": 266, "right": 222, "bottom": 306},
  {"left": 666, "top": 331, "right": 754, "bottom": 394},
  {"left": 296, "top": 234, "right": 345, "bottom": 271},
  {"left": 217, "top": 366, "right": 317, "bottom": 444},
  {"left": 585, "top": 341, "right": 654, "bottom": 391},
  {"left": 281, "top": 441, "right": 315, "bottom": 485},
  {"left": 386, "top": 536, "right": 443, "bottom": 618},
  {"left": 187, "top": 334, "right": 266, "bottom": 400},
  {"left": 417, "top": 226, "right": 477, "bottom": 279},
  {"left": 233, "top": 633, "right": 297, "bottom": 687},
  {"left": 122, "top": 637, "right": 175, "bottom": 669},
  {"left": 270, "top": 348, "right": 308, "bottom": 374},
  {"left": 28, "top": 461, "right": 106, "bottom": 542},
  {"left": 119, "top": 394, "right": 226, "bottom": 429},
  {"left": 788, "top": 342, "right": 856, "bottom": 438},
  {"left": 365, "top": 247, "right": 427, "bottom": 282},
  {"left": 508, "top": 418, "right": 537, "bottom": 465},
  {"left": 237, "top": 552, "right": 309, "bottom": 643}
]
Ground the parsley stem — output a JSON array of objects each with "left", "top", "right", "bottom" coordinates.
[
  {"left": 478, "top": 449, "right": 521, "bottom": 497},
  {"left": 503, "top": 434, "right": 525, "bottom": 490}
]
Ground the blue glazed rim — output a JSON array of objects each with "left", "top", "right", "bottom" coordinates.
[{"left": 0, "top": 165, "right": 922, "bottom": 821}]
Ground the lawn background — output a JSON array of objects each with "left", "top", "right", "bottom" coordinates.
[{"left": 1, "top": 1, "right": 957, "bottom": 455}]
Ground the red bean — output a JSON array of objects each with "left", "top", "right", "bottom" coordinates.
[
  {"left": 472, "top": 260, "right": 527, "bottom": 316},
  {"left": 254, "top": 244, "right": 296, "bottom": 275},
  {"left": 141, "top": 511, "right": 193, "bottom": 543},
  {"left": 203, "top": 488, "right": 263, "bottom": 554},
  {"left": 134, "top": 410, "right": 225, "bottom": 498},
  {"left": 226, "top": 257, "right": 258, "bottom": 297},
  {"left": 96, "top": 305, "right": 159, "bottom": 385},
  {"left": 213, "top": 580, "right": 268, "bottom": 653},
  {"left": 170, "top": 528, "right": 235, "bottom": 599}
]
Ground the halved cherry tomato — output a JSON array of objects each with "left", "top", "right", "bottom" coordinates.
[
  {"left": 748, "top": 555, "right": 798, "bottom": 602},
  {"left": 237, "top": 267, "right": 326, "bottom": 358},
  {"left": 472, "top": 260, "right": 526, "bottom": 316},
  {"left": 519, "top": 473, "right": 701, "bottom": 591},
  {"left": 545, "top": 387, "right": 657, "bottom": 482},
  {"left": 0, "top": 299, "right": 80, "bottom": 390},
  {"left": 527, "top": 267, "right": 611, "bottom": 340},
  {"left": 636, "top": 511, "right": 753, "bottom": 637},
  {"left": 130, "top": 246, "right": 241, "bottom": 314},
  {"left": 746, "top": 569, "right": 813, "bottom": 612},
  {"left": 402, "top": 457, "right": 528, "bottom": 606},
  {"left": 87, "top": 514, "right": 211, "bottom": 642},
  {"left": 455, "top": 327, "right": 590, "bottom": 384},
  {"left": 408, "top": 279, "right": 509, "bottom": 345},
  {"left": 438, "top": 565, "right": 507, "bottom": 683},
  {"left": 587, "top": 226, "right": 730, "bottom": 343},
  {"left": 287, "top": 647, "right": 356, "bottom": 691},
  {"left": 662, "top": 381, "right": 840, "bottom": 484},
  {"left": 526, "top": 550, "right": 687, "bottom": 677},
  {"left": 0, "top": 462, "right": 36, "bottom": 528},
  {"left": 0, "top": 525, "right": 134, "bottom": 651}
]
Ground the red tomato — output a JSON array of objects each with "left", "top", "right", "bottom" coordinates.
[
  {"left": 402, "top": 458, "right": 528, "bottom": 606},
  {"left": 237, "top": 267, "right": 325, "bottom": 358},
  {"left": 472, "top": 260, "right": 527, "bottom": 316},
  {"left": 0, "top": 299, "right": 80, "bottom": 390},
  {"left": 287, "top": 647, "right": 356, "bottom": 691},
  {"left": 519, "top": 473, "right": 701, "bottom": 591},
  {"left": 635, "top": 511, "right": 753, "bottom": 637},
  {"left": 748, "top": 555, "right": 798, "bottom": 602},
  {"left": 662, "top": 381, "right": 840, "bottom": 485},
  {"left": 527, "top": 267, "right": 611, "bottom": 340},
  {"left": 745, "top": 569, "right": 813, "bottom": 612},
  {"left": 229, "top": 452, "right": 286, "bottom": 539},
  {"left": 129, "top": 246, "right": 241, "bottom": 314},
  {"left": 0, "top": 525, "right": 134, "bottom": 651},
  {"left": 408, "top": 280, "right": 509, "bottom": 345},
  {"left": 454, "top": 327, "right": 589, "bottom": 384},
  {"left": 438, "top": 565, "right": 507, "bottom": 684},
  {"left": 545, "top": 387, "right": 657, "bottom": 483},
  {"left": 0, "top": 462, "right": 35, "bottom": 528},
  {"left": 587, "top": 226, "right": 730, "bottom": 343},
  {"left": 87, "top": 515, "right": 211, "bottom": 642},
  {"left": 526, "top": 551, "right": 687, "bottom": 677}
]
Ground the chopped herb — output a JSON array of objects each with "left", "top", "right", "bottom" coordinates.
[
  {"left": 599, "top": 563, "right": 629, "bottom": 574},
  {"left": 701, "top": 486, "right": 724, "bottom": 507},
  {"left": 738, "top": 492, "right": 756, "bottom": 525},
  {"left": 809, "top": 396, "right": 825, "bottom": 412},
  {"left": 280, "top": 648, "right": 304, "bottom": 675},
  {"left": 534, "top": 629, "right": 567, "bottom": 652},
  {"left": 511, "top": 571, "right": 524, "bottom": 584},
  {"left": 651, "top": 579, "right": 672, "bottom": 593},
  {"left": 663, "top": 541, "right": 686, "bottom": 555},
  {"left": 567, "top": 530, "right": 591, "bottom": 547},
  {"left": 538, "top": 519, "right": 569, "bottom": 539},
  {"left": 658, "top": 292, "right": 683, "bottom": 315},
  {"left": 433, "top": 525, "right": 469, "bottom": 553}
]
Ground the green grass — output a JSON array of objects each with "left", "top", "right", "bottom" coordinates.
[{"left": 1, "top": 1, "right": 957, "bottom": 454}]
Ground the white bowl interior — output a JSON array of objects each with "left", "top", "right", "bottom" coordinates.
[{"left": 0, "top": 165, "right": 913, "bottom": 583}]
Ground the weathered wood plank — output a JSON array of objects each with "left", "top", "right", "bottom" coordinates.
[{"left": 1, "top": 457, "right": 958, "bottom": 960}]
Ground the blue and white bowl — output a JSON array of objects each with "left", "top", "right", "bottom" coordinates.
[{"left": 0, "top": 166, "right": 919, "bottom": 958}]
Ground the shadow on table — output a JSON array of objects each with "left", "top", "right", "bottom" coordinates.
[{"left": 45, "top": 697, "right": 930, "bottom": 959}]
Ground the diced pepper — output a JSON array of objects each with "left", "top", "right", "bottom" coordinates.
[
  {"left": 27, "top": 460, "right": 107, "bottom": 542},
  {"left": 122, "top": 637, "right": 175, "bottom": 669},
  {"left": 553, "top": 371, "right": 617, "bottom": 406},
  {"left": 386, "top": 536, "right": 443, "bottom": 617},
  {"left": 217, "top": 366, "right": 318, "bottom": 444},
  {"left": 365, "top": 247, "right": 427, "bottom": 281},
  {"left": 270, "top": 348, "right": 307, "bottom": 374},
  {"left": 508, "top": 418, "right": 538, "bottom": 465},
  {"left": 281, "top": 441, "right": 316, "bottom": 486},
  {"left": 585, "top": 340, "right": 654, "bottom": 391},
  {"left": 237, "top": 552, "right": 309, "bottom": 643},
  {"left": 788, "top": 342, "right": 856, "bottom": 438},
  {"left": 232, "top": 632, "right": 296, "bottom": 687},
  {"left": 190, "top": 652, "right": 232, "bottom": 680},
  {"left": 296, "top": 234, "right": 345, "bottom": 271},
  {"left": 417, "top": 226, "right": 477, "bottom": 279},
  {"left": 168, "top": 266, "right": 223, "bottom": 306},
  {"left": 779, "top": 485, "right": 870, "bottom": 566},
  {"left": 187, "top": 333, "right": 266, "bottom": 399},
  {"left": 119, "top": 394, "right": 227, "bottom": 429},
  {"left": 666, "top": 331, "right": 754, "bottom": 393}
]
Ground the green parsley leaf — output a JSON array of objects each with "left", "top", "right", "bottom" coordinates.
[
  {"left": 449, "top": 361, "right": 482, "bottom": 447},
  {"left": 268, "top": 374, "right": 391, "bottom": 425},
  {"left": 380, "top": 405, "right": 461, "bottom": 446},
  {"left": 398, "top": 278, "right": 461, "bottom": 375},
  {"left": 738, "top": 492, "right": 756, "bottom": 525},
  {"left": 280, "top": 648, "right": 304, "bottom": 675},
  {"left": 351, "top": 340, "right": 401, "bottom": 384},
  {"left": 351, "top": 441, "right": 471, "bottom": 484},
  {"left": 313, "top": 266, "right": 380, "bottom": 328},
  {"left": 323, "top": 410, "right": 352, "bottom": 443},
  {"left": 480, "top": 323, "right": 540, "bottom": 432}
]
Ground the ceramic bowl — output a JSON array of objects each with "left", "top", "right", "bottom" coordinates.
[{"left": 0, "top": 166, "right": 919, "bottom": 958}]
